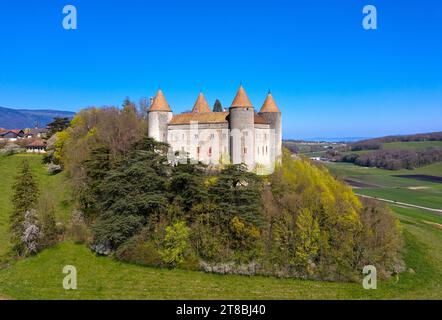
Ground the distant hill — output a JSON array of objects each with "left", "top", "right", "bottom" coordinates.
[
  {"left": 0, "top": 106, "right": 76, "bottom": 129},
  {"left": 350, "top": 131, "right": 442, "bottom": 151}
]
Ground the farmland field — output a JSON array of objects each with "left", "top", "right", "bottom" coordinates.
[{"left": 325, "top": 161, "right": 442, "bottom": 210}]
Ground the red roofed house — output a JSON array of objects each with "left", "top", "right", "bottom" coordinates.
[
  {"left": 25, "top": 139, "right": 47, "bottom": 154},
  {"left": 0, "top": 129, "right": 25, "bottom": 141}
]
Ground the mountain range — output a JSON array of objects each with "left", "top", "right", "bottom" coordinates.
[{"left": 0, "top": 106, "right": 76, "bottom": 129}]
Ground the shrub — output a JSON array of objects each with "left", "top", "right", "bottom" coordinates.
[
  {"left": 159, "top": 221, "right": 191, "bottom": 268},
  {"left": 67, "top": 209, "right": 91, "bottom": 244},
  {"left": 46, "top": 163, "right": 63, "bottom": 175},
  {"left": 116, "top": 237, "right": 163, "bottom": 267}
]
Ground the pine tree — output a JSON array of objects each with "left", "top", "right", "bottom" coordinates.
[
  {"left": 10, "top": 160, "right": 39, "bottom": 255},
  {"left": 213, "top": 99, "right": 223, "bottom": 112}
]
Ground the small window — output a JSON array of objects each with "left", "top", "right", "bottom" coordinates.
[
  {"left": 197, "top": 147, "right": 200, "bottom": 154},
  {"left": 244, "top": 147, "right": 247, "bottom": 154},
  {"left": 208, "top": 147, "right": 212, "bottom": 157},
  {"left": 266, "top": 146, "right": 268, "bottom": 154}
]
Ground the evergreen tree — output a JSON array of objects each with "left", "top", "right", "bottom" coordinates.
[
  {"left": 47, "top": 117, "right": 71, "bottom": 137},
  {"left": 10, "top": 160, "right": 39, "bottom": 255},
  {"left": 38, "top": 193, "right": 58, "bottom": 248},
  {"left": 213, "top": 99, "right": 223, "bottom": 112}
]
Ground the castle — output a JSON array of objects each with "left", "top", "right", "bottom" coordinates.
[{"left": 147, "top": 85, "right": 282, "bottom": 174}]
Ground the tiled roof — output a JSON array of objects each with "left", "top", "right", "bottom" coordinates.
[
  {"left": 259, "top": 92, "right": 281, "bottom": 113},
  {"left": 27, "top": 139, "right": 47, "bottom": 148},
  {"left": 231, "top": 85, "right": 253, "bottom": 108},
  {"left": 170, "top": 112, "right": 229, "bottom": 125},
  {"left": 254, "top": 113, "right": 270, "bottom": 125},
  {"left": 149, "top": 89, "right": 172, "bottom": 112},
  {"left": 169, "top": 112, "right": 270, "bottom": 125},
  {"left": 192, "top": 92, "right": 212, "bottom": 113}
]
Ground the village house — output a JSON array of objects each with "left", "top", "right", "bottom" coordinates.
[
  {"left": 25, "top": 139, "right": 47, "bottom": 154},
  {"left": 25, "top": 127, "right": 49, "bottom": 139},
  {"left": 0, "top": 129, "right": 25, "bottom": 141}
]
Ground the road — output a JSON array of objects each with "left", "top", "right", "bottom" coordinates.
[{"left": 356, "top": 193, "right": 442, "bottom": 215}]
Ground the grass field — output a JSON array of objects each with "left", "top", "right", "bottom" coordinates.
[
  {"left": 0, "top": 154, "right": 441, "bottom": 299},
  {"left": 0, "top": 205, "right": 440, "bottom": 300},
  {"left": 382, "top": 141, "right": 442, "bottom": 150},
  {"left": 0, "top": 154, "right": 72, "bottom": 257}
]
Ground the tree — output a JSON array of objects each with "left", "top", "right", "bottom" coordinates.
[
  {"left": 159, "top": 221, "right": 190, "bottom": 268},
  {"left": 213, "top": 99, "right": 223, "bottom": 112},
  {"left": 293, "top": 208, "right": 320, "bottom": 276},
  {"left": 47, "top": 117, "right": 71, "bottom": 136},
  {"left": 22, "top": 209, "right": 40, "bottom": 255},
  {"left": 90, "top": 138, "right": 170, "bottom": 250},
  {"left": 38, "top": 192, "right": 58, "bottom": 248},
  {"left": 10, "top": 160, "right": 39, "bottom": 255}
]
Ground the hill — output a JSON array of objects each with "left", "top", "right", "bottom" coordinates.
[
  {"left": 350, "top": 132, "right": 442, "bottom": 151},
  {"left": 0, "top": 106, "right": 75, "bottom": 129}
]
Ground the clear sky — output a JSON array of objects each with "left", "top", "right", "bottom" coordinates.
[{"left": 0, "top": 0, "right": 441, "bottom": 139}]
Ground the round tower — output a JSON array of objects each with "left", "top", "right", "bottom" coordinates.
[
  {"left": 229, "top": 85, "right": 255, "bottom": 168},
  {"left": 258, "top": 91, "right": 282, "bottom": 162},
  {"left": 148, "top": 89, "right": 173, "bottom": 143}
]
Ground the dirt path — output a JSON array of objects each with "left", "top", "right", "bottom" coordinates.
[{"left": 356, "top": 194, "right": 442, "bottom": 215}]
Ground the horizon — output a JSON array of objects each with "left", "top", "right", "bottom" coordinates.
[{"left": 0, "top": 0, "right": 441, "bottom": 139}]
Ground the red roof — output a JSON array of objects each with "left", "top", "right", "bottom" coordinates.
[{"left": 26, "top": 139, "right": 47, "bottom": 148}]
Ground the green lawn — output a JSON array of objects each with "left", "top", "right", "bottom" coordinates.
[
  {"left": 0, "top": 154, "right": 72, "bottom": 257},
  {"left": 0, "top": 205, "right": 441, "bottom": 300},
  {"left": 0, "top": 154, "right": 441, "bottom": 299}
]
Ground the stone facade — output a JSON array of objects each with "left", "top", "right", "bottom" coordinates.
[{"left": 147, "top": 86, "right": 282, "bottom": 174}]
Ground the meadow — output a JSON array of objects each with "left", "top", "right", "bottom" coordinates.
[
  {"left": 0, "top": 154, "right": 71, "bottom": 257},
  {"left": 325, "top": 161, "right": 442, "bottom": 210},
  {"left": 0, "top": 154, "right": 441, "bottom": 299}
]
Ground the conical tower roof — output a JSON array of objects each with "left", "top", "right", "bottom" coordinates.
[
  {"left": 230, "top": 85, "right": 253, "bottom": 108},
  {"left": 259, "top": 91, "right": 281, "bottom": 113},
  {"left": 149, "top": 89, "right": 172, "bottom": 112},
  {"left": 192, "top": 92, "right": 212, "bottom": 113}
]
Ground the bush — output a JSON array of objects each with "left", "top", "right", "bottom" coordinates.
[
  {"left": 46, "top": 163, "right": 63, "bottom": 175},
  {"left": 67, "top": 210, "right": 91, "bottom": 244},
  {"left": 159, "top": 221, "right": 191, "bottom": 268},
  {"left": 116, "top": 237, "right": 163, "bottom": 267}
]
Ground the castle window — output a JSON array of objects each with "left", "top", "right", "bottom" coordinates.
[
  {"left": 266, "top": 146, "right": 268, "bottom": 155},
  {"left": 208, "top": 147, "right": 212, "bottom": 157},
  {"left": 244, "top": 147, "right": 247, "bottom": 154},
  {"left": 197, "top": 147, "right": 200, "bottom": 154}
]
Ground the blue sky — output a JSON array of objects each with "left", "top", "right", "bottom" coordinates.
[{"left": 0, "top": 0, "right": 441, "bottom": 139}]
